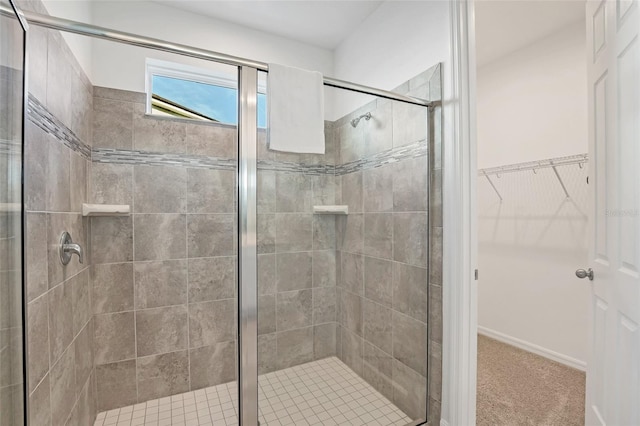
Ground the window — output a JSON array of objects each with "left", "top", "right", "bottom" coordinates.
[{"left": 146, "top": 59, "right": 267, "bottom": 127}]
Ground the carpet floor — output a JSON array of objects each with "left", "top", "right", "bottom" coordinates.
[{"left": 476, "top": 334, "right": 585, "bottom": 426}]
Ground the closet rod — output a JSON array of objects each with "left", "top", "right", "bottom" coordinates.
[
  {"left": 478, "top": 153, "right": 588, "bottom": 202},
  {"left": 478, "top": 153, "right": 588, "bottom": 177}
]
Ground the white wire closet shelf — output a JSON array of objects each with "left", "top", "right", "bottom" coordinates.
[{"left": 478, "top": 153, "right": 588, "bottom": 201}]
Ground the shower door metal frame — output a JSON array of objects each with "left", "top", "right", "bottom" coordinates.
[
  {"left": 3, "top": 0, "right": 29, "bottom": 425},
  {"left": 237, "top": 65, "right": 259, "bottom": 426},
  {"left": 3, "top": 8, "right": 442, "bottom": 425}
]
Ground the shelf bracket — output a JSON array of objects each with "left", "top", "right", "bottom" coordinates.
[
  {"left": 483, "top": 171, "right": 502, "bottom": 202},
  {"left": 550, "top": 161, "right": 570, "bottom": 198}
]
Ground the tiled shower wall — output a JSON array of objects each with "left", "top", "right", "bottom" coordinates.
[
  {"left": 89, "top": 87, "right": 239, "bottom": 411},
  {"left": 20, "top": 0, "right": 97, "bottom": 424},
  {"left": 256, "top": 123, "right": 339, "bottom": 375},
  {"left": 334, "top": 65, "right": 442, "bottom": 424}
]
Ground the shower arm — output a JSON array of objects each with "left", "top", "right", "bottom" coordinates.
[{"left": 350, "top": 112, "right": 372, "bottom": 128}]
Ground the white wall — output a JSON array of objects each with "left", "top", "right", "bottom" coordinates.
[
  {"left": 332, "top": 0, "right": 450, "bottom": 118},
  {"left": 42, "top": 0, "right": 93, "bottom": 79},
  {"left": 89, "top": 1, "right": 333, "bottom": 94},
  {"left": 477, "top": 22, "right": 587, "bottom": 169},
  {"left": 477, "top": 21, "right": 589, "bottom": 367}
]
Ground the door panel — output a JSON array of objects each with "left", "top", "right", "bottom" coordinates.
[
  {"left": 593, "top": 72, "right": 609, "bottom": 265},
  {"left": 616, "top": 314, "right": 638, "bottom": 422},
  {"left": 586, "top": 0, "right": 640, "bottom": 425}
]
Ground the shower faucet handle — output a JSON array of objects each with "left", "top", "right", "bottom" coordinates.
[{"left": 60, "top": 231, "right": 84, "bottom": 265}]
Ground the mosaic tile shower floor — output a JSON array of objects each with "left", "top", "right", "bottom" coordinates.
[{"left": 93, "top": 357, "right": 413, "bottom": 426}]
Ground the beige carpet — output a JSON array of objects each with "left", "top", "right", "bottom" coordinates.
[{"left": 477, "top": 334, "right": 585, "bottom": 426}]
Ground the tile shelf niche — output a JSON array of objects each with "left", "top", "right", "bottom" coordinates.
[
  {"left": 82, "top": 203, "right": 131, "bottom": 217},
  {"left": 312, "top": 205, "right": 349, "bottom": 215}
]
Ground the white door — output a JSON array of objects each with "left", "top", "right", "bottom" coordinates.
[{"left": 585, "top": 0, "right": 640, "bottom": 424}]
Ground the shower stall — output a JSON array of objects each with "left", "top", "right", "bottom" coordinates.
[{"left": 2, "top": 1, "right": 443, "bottom": 425}]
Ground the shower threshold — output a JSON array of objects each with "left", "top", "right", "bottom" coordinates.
[{"left": 93, "top": 357, "right": 413, "bottom": 426}]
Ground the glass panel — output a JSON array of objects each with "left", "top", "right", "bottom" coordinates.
[
  {"left": 55, "top": 36, "right": 243, "bottom": 419},
  {"left": 151, "top": 75, "right": 237, "bottom": 123},
  {"left": 256, "top": 72, "right": 430, "bottom": 424},
  {"left": 147, "top": 70, "right": 267, "bottom": 126},
  {"left": 0, "top": 2, "right": 25, "bottom": 425}
]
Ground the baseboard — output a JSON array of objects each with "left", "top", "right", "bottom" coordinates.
[{"left": 477, "top": 326, "right": 587, "bottom": 371}]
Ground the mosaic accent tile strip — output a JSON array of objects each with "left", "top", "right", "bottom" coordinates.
[
  {"left": 92, "top": 148, "right": 238, "bottom": 170},
  {"left": 27, "top": 98, "right": 427, "bottom": 174},
  {"left": 258, "top": 159, "right": 334, "bottom": 175},
  {"left": 27, "top": 95, "right": 92, "bottom": 159},
  {"left": 92, "top": 140, "right": 426, "bottom": 175},
  {"left": 335, "top": 139, "right": 427, "bottom": 175},
  {"left": 93, "top": 148, "right": 333, "bottom": 175}
]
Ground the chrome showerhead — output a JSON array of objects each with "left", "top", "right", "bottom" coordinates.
[{"left": 350, "top": 112, "right": 372, "bottom": 128}]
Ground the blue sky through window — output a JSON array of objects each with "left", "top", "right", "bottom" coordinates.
[{"left": 153, "top": 75, "right": 267, "bottom": 127}]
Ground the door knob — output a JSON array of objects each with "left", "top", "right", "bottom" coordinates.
[{"left": 575, "top": 268, "right": 594, "bottom": 281}]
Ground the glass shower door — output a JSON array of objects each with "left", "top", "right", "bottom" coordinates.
[
  {"left": 73, "top": 34, "right": 245, "bottom": 422},
  {"left": 0, "top": 1, "right": 26, "bottom": 424},
  {"left": 255, "top": 72, "right": 434, "bottom": 425}
]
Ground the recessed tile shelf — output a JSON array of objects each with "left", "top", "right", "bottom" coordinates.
[
  {"left": 82, "top": 203, "right": 131, "bottom": 217},
  {"left": 313, "top": 205, "right": 349, "bottom": 215}
]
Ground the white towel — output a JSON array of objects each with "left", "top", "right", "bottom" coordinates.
[{"left": 268, "top": 63, "right": 325, "bottom": 154}]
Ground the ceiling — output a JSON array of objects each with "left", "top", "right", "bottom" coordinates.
[
  {"left": 101, "top": 0, "right": 584, "bottom": 64},
  {"left": 475, "top": 0, "right": 586, "bottom": 67},
  {"left": 152, "top": 1, "right": 384, "bottom": 50}
]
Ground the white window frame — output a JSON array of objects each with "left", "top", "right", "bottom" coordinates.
[{"left": 145, "top": 58, "right": 266, "bottom": 122}]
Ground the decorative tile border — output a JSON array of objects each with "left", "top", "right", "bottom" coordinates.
[
  {"left": 258, "top": 159, "right": 333, "bottom": 175},
  {"left": 92, "top": 148, "right": 237, "bottom": 170},
  {"left": 335, "top": 139, "right": 427, "bottom": 175},
  {"left": 28, "top": 95, "right": 427, "bottom": 174},
  {"left": 93, "top": 140, "right": 426, "bottom": 175},
  {"left": 93, "top": 148, "right": 334, "bottom": 175},
  {"left": 27, "top": 95, "right": 92, "bottom": 160}
]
